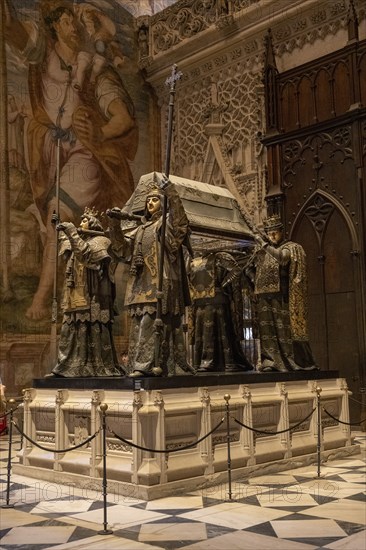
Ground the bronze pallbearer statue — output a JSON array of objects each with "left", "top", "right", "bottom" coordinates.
[
  {"left": 108, "top": 178, "right": 194, "bottom": 377},
  {"left": 245, "top": 214, "right": 318, "bottom": 373},
  {"left": 46, "top": 208, "right": 124, "bottom": 378},
  {"left": 189, "top": 251, "right": 253, "bottom": 373}
]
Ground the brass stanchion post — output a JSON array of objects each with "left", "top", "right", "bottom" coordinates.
[
  {"left": 224, "top": 394, "right": 232, "bottom": 500},
  {"left": 98, "top": 403, "right": 113, "bottom": 535},
  {"left": 2, "top": 399, "right": 15, "bottom": 508},
  {"left": 316, "top": 386, "right": 322, "bottom": 478}
]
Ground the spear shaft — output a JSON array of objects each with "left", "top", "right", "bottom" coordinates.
[
  {"left": 50, "top": 138, "right": 61, "bottom": 364},
  {"left": 154, "top": 64, "right": 182, "bottom": 374},
  {"left": 0, "top": 2, "right": 12, "bottom": 299}
]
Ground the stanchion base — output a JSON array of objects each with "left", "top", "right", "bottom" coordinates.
[
  {"left": 1, "top": 504, "right": 15, "bottom": 508},
  {"left": 98, "top": 529, "right": 113, "bottom": 535}
]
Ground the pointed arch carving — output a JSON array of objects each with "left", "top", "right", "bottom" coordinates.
[
  {"left": 282, "top": 128, "right": 354, "bottom": 190},
  {"left": 289, "top": 189, "right": 359, "bottom": 251},
  {"left": 262, "top": 19, "right": 365, "bottom": 423}
]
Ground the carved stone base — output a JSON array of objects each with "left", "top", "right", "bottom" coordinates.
[{"left": 14, "top": 374, "right": 357, "bottom": 500}]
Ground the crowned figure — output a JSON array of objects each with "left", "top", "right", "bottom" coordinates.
[
  {"left": 245, "top": 214, "right": 318, "bottom": 373},
  {"left": 46, "top": 207, "right": 123, "bottom": 377}
]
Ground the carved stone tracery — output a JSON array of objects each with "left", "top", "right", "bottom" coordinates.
[
  {"left": 147, "top": 0, "right": 366, "bottom": 221},
  {"left": 172, "top": 66, "right": 263, "bottom": 216}
]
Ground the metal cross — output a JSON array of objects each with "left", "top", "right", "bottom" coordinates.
[{"left": 165, "top": 64, "right": 183, "bottom": 91}]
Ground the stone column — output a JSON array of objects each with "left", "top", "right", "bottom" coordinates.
[
  {"left": 20, "top": 388, "right": 35, "bottom": 465},
  {"left": 131, "top": 390, "right": 143, "bottom": 485},
  {"left": 137, "top": 391, "right": 161, "bottom": 486},
  {"left": 154, "top": 390, "right": 167, "bottom": 483},
  {"left": 240, "top": 385, "right": 255, "bottom": 466},
  {"left": 90, "top": 390, "right": 102, "bottom": 478},
  {"left": 54, "top": 389, "right": 67, "bottom": 471},
  {"left": 200, "top": 387, "right": 214, "bottom": 475},
  {"left": 278, "top": 383, "right": 291, "bottom": 458},
  {"left": 339, "top": 378, "right": 352, "bottom": 446}
]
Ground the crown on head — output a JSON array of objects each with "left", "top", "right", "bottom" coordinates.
[
  {"left": 146, "top": 184, "right": 162, "bottom": 198},
  {"left": 83, "top": 206, "right": 101, "bottom": 218},
  {"left": 263, "top": 214, "right": 283, "bottom": 231}
]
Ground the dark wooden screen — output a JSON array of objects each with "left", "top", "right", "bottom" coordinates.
[{"left": 262, "top": 17, "right": 366, "bottom": 422}]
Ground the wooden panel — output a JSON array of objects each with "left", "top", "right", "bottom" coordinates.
[
  {"left": 277, "top": 41, "right": 366, "bottom": 131},
  {"left": 298, "top": 76, "right": 314, "bottom": 127},
  {"left": 333, "top": 61, "right": 351, "bottom": 114},
  {"left": 292, "top": 214, "right": 326, "bottom": 370},
  {"left": 315, "top": 68, "right": 333, "bottom": 122},
  {"left": 324, "top": 209, "right": 354, "bottom": 294},
  {"left": 323, "top": 209, "right": 358, "bottom": 389},
  {"left": 359, "top": 51, "right": 366, "bottom": 107},
  {"left": 283, "top": 128, "right": 358, "bottom": 231},
  {"left": 280, "top": 81, "right": 298, "bottom": 131},
  {"left": 265, "top": 38, "right": 366, "bottom": 423}
]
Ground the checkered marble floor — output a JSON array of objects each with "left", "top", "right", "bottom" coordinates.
[{"left": 0, "top": 434, "right": 365, "bottom": 549}]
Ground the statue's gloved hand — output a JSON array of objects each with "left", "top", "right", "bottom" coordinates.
[
  {"left": 51, "top": 211, "right": 60, "bottom": 226},
  {"left": 106, "top": 207, "right": 123, "bottom": 219},
  {"left": 56, "top": 221, "right": 75, "bottom": 234},
  {"left": 106, "top": 207, "right": 123, "bottom": 227},
  {"left": 254, "top": 233, "right": 268, "bottom": 249},
  {"left": 159, "top": 174, "right": 170, "bottom": 190}
]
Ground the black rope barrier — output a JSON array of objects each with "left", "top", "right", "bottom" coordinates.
[
  {"left": 233, "top": 408, "right": 316, "bottom": 435},
  {"left": 12, "top": 421, "right": 100, "bottom": 453},
  {"left": 322, "top": 408, "right": 366, "bottom": 426},
  {"left": 3, "top": 389, "right": 362, "bottom": 517},
  {"left": 109, "top": 417, "right": 226, "bottom": 454}
]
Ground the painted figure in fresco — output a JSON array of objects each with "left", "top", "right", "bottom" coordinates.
[
  {"left": 245, "top": 214, "right": 318, "bottom": 373},
  {"left": 74, "top": 3, "right": 125, "bottom": 70},
  {"left": 4, "top": 0, "right": 138, "bottom": 321},
  {"left": 189, "top": 251, "right": 253, "bottom": 373},
  {"left": 7, "top": 95, "right": 27, "bottom": 171},
  {"left": 47, "top": 209, "right": 123, "bottom": 377},
  {"left": 107, "top": 177, "right": 194, "bottom": 377}
]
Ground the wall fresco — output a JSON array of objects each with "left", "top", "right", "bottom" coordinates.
[{"left": 1, "top": 0, "right": 155, "bottom": 391}]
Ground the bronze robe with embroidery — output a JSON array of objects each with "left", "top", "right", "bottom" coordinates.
[
  {"left": 52, "top": 228, "right": 122, "bottom": 377},
  {"left": 189, "top": 252, "right": 253, "bottom": 373},
  {"left": 249, "top": 240, "right": 317, "bottom": 372},
  {"left": 109, "top": 183, "right": 191, "bottom": 376}
]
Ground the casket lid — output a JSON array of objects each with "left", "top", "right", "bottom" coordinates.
[{"left": 124, "top": 172, "right": 254, "bottom": 243}]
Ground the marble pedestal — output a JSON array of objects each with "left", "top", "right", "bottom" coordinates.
[{"left": 13, "top": 371, "right": 358, "bottom": 500}]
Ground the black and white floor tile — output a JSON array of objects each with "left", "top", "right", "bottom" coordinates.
[{"left": 0, "top": 434, "right": 365, "bottom": 549}]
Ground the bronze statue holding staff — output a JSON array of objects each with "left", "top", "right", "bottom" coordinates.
[
  {"left": 244, "top": 214, "right": 319, "bottom": 373},
  {"left": 107, "top": 65, "right": 195, "bottom": 377},
  {"left": 46, "top": 208, "right": 124, "bottom": 378}
]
